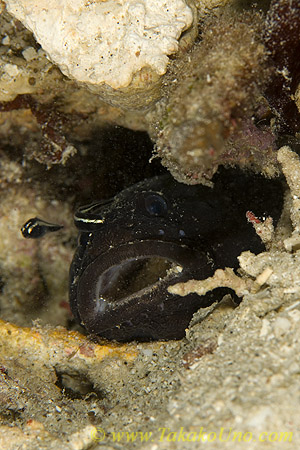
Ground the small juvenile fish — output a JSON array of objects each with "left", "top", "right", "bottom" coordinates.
[{"left": 21, "top": 217, "right": 63, "bottom": 239}]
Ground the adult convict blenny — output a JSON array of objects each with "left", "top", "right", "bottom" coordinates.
[{"left": 21, "top": 169, "right": 283, "bottom": 341}]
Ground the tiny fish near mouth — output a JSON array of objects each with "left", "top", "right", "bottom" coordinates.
[{"left": 69, "top": 169, "right": 283, "bottom": 341}]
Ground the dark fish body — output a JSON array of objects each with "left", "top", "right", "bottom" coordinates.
[{"left": 69, "top": 169, "right": 283, "bottom": 341}]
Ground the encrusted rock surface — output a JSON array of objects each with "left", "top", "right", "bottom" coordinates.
[
  {"left": 3, "top": 0, "right": 197, "bottom": 109},
  {"left": 6, "top": 0, "right": 193, "bottom": 89}
]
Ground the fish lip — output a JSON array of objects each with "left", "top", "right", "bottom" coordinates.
[
  {"left": 94, "top": 239, "right": 197, "bottom": 272},
  {"left": 75, "top": 239, "right": 202, "bottom": 305},
  {"left": 70, "top": 239, "right": 209, "bottom": 303},
  {"left": 72, "top": 239, "right": 214, "bottom": 339},
  {"left": 78, "top": 239, "right": 210, "bottom": 303}
]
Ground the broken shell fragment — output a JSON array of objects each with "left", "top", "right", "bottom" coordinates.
[{"left": 4, "top": 0, "right": 195, "bottom": 109}]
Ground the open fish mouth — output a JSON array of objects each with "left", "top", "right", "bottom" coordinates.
[
  {"left": 78, "top": 239, "right": 194, "bottom": 307},
  {"left": 73, "top": 239, "right": 210, "bottom": 338},
  {"left": 94, "top": 255, "right": 183, "bottom": 304}
]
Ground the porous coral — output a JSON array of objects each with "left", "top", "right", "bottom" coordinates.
[{"left": 3, "top": 0, "right": 198, "bottom": 109}]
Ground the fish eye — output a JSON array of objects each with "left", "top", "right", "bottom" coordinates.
[{"left": 144, "top": 194, "right": 168, "bottom": 216}]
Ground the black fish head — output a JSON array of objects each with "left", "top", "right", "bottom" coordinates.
[
  {"left": 74, "top": 175, "right": 223, "bottom": 244},
  {"left": 69, "top": 171, "right": 283, "bottom": 341},
  {"left": 69, "top": 175, "right": 223, "bottom": 341}
]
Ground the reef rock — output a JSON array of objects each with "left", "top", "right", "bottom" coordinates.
[{"left": 3, "top": 0, "right": 195, "bottom": 109}]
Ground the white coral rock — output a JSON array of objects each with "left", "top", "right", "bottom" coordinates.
[{"left": 4, "top": 0, "right": 193, "bottom": 89}]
